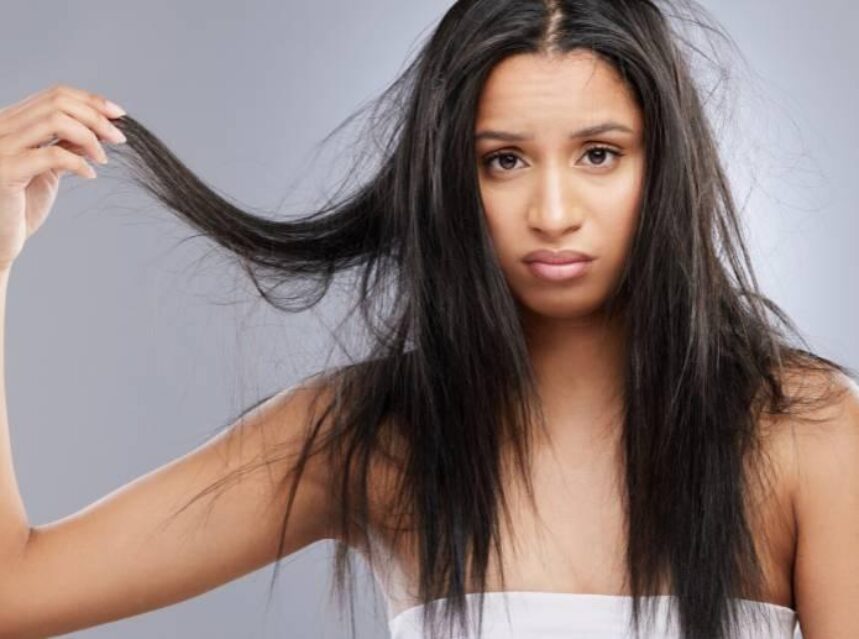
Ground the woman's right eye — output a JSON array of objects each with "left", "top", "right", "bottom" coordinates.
[{"left": 482, "top": 151, "right": 524, "bottom": 173}]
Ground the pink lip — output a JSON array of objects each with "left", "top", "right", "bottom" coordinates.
[
  {"left": 523, "top": 249, "right": 595, "bottom": 264},
  {"left": 522, "top": 249, "right": 596, "bottom": 281}
]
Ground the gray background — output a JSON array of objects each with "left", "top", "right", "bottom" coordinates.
[{"left": 1, "top": 1, "right": 855, "bottom": 637}]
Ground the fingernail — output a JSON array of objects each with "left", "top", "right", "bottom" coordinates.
[
  {"left": 111, "top": 126, "right": 127, "bottom": 144},
  {"left": 105, "top": 100, "right": 127, "bottom": 118}
]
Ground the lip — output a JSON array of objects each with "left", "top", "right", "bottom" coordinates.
[
  {"left": 522, "top": 249, "right": 595, "bottom": 264},
  {"left": 522, "top": 249, "right": 595, "bottom": 282}
]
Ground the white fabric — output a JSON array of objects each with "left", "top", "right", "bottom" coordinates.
[{"left": 388, "top": 591, "right": 799, "bottom": 639}]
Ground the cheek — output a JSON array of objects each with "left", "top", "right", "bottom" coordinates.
[
  {"left": 584, "top": 167, "right": 643, "bottom": 254},
  {"left": 596, "top": 187, "right": 638, "bottom": 233}
]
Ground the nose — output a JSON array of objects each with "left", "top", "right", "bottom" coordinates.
[{"left": 526, "top": 160, "right": 583, "bottom": 236}]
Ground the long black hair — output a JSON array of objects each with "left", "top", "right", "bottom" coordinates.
[{"left": 102, "top": 1, "right": 856, "bottom": 638}]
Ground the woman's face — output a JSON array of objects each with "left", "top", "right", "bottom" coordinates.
[{"left": 475, "top": 50, "right": 645, "bottom": 323}]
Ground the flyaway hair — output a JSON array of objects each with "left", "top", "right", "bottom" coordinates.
[{"left": 100, "top": 1, "right": 856, "bottom": 638}]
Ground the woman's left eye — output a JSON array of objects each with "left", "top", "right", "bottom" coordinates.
[{"left": 581, "top": 146, "right": 622, "bottom": 167}]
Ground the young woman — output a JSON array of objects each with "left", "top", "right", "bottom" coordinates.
[{"left": 0, "top": 1, "right": 855, "bottom": 638}]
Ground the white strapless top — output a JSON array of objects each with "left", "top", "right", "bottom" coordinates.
[{"left": 387, "top": 591, "right": 800, "bottom": 639}]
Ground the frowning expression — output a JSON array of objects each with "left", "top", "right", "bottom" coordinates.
[{"left": 475, "top": 50, "right": 645, "bottom": 322}]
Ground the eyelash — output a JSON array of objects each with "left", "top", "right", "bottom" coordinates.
[{"left": 481, "top": 145, "right": 623, "bottom": 173}]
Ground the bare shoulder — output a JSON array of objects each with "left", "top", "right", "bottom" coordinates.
[
  {"left": 281, "top": 366, "right": 408, "bottom": 553},
  {"left": 243, "top": 369, "right": 350, "bottom": 543},
  {"left": 762, "top": 365, "right": 859, "bottom": 487},
  {"left": 754, "top": 362, "right": 858, "bottom": 479},
  {"left": 773, "top": 366, "right": 859, "bottom": 637}
]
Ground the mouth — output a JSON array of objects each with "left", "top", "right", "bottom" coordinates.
[
  {"left": 525, "top": 258, "right": 594, "bottom": 282},
  {"left": 520, "top": 248, "right": 596, "bottom": 282},
  {"left": 522, "top": 248, "right": 595, "bottom": 264}
]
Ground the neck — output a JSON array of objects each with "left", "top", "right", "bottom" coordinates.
[{"left": 521, "top": 306, "right": 628, "bottom": 444}]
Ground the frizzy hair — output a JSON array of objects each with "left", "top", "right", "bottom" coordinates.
[{"left": 99, "top": 1, "right": 854, "bottom": 638}]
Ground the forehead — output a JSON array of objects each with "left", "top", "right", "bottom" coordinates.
[{"left": 475, "top": 50, "right": 641, "bottom": 131}]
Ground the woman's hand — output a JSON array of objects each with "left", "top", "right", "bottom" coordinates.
[{"left": 0, "top": 84, "right": 127, "bottom": 270}]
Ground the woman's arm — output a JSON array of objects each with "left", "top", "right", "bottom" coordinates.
[
  {"left": 0, "top": 267, "right": 337, "bottom": 637},
  {"left": 791, "top": 371, "right": 859, "bottom": 638},
  {"left": 0, "top": 270, "right": 29, "bottom": 563}
]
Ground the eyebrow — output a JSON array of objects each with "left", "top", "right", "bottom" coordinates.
[{"left": 474, "top": 121, "right": 634, "bottom": 142}]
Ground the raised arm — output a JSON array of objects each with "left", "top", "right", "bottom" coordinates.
[{"left": 0, "top": 271, "right": 337, "bottom": 637}]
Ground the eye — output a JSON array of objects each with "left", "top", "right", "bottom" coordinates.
[
  {"left": 482, "top": 151, "right": 524, "bottom": 173},
  {"left": 481, "top": 145, "right": 623, "bottom": 175},
  {"left": 580, "top": 145, "right": 622, "bottom": 168}
]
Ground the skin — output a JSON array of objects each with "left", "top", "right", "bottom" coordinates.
[{"left": 475, "top": 50, "right": 643, "bottom": 448}]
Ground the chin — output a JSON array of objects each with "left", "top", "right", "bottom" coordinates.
[{"left": 514, "top": 292, "right": 608, "bottom": 323}]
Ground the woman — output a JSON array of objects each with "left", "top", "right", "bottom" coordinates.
[{"left": 0, "top": 1, "right": 855, "bottom": 638}]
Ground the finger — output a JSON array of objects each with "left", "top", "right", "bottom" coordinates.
[
  {"left": 0, "top": 90, "right": 126, "bottom": 146},
  {"left": 0, "top": 145, "right": 96, "bottom": 185},
  {"left": 49, "top": 138, "right": 84, "bottom": 178},
  {"left": 52, "top": 139, "right": 94, "bottom": 172},
  {"left": 54, "top": 138, "right": 87, "bottom": 155},
  {"left": 47, "top": 84, "right": 126, "bottom": 119},
  {"left": 0, "top": 85, "right": 54, "bottom": 121},
  {"left": 0, "top": 111, "right": 108, "bottom": 165},
  {"left": 51, "top": 139, "right": 107, "bottom": 176},
  {"left": 0, "top": 84, "right": 126, "bottom": 136}
]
